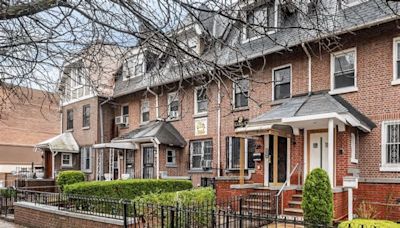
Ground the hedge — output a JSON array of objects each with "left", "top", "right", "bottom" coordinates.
[
  {"left": 134, "top": 187, "right": 215, "bottom": 206},
  {"left": 56, "top": 171, "right": 85, "bottom": 191},
  {"left": 63, "top": 179, "right": 193, "bottom": 199},
  {"left": 338, "top": 219, "right": 400, "bottom": 228},
  {"left": 302, "top": 168, "right": 333, "bottom": 226}
]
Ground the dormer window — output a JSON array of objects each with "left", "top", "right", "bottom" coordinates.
[
  {"left": 243, "top": 1, "right": 277, "bottom": 42},
  {"left": 123, "top": 53, "right": 146, "bottom": 81},
  {"left": 62, "top": 62, "right": 93, "bottom": 105}
]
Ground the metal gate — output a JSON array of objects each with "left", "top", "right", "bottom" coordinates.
[{"left": 142, "top": 146, "right": 154, "bottom": 179}]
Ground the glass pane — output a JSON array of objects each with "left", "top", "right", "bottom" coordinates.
[
  {"left": 334, "top": 72, "right": 355, "bottom": 89},
  {"left": 274, "top": 67, "right": 291, "bottom": 84},
  {"left": 274, "top": 83, "right": 290, "bottom": 100},
  {"left": 235, "top": 93, "right": 248, "bottom": 108},
  {"left": 197, "top": 100, "right": 208, "bottom": 113},
  {"left": 123, "top": 106, "right": 129, "bottom": 115},
  {"left": 247, "top": 139, "right": 256, "bottom": 169},
  {"left": 170, "top": 100, "right": 179, "bottom": 111},
  {"left": 192, "top": 156, "right": 201, "bottom": 168},
  {"left": 192, "top": 142, "right": 202, "bottom": 155},
  {"left": 334, "top": 52, "right": 354, "bottom": 73},
  {"left": 235, "top": 79, "right": 249, "bottom": 93},
  {"left": 397, "top": 61, "right": 400, "bottom": 79},
  {"left": 397, "top": 43, "right": 400, "bottom": 60},
  {"left": 142, "top": 112, "right": 149, "bottom": 122},
  {"left": 231, "top": 137, "right": 240, "bottom": 169}
]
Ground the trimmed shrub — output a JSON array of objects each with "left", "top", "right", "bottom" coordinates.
[
  {"left": 302, "top": 168, "right": 333, "bottom": 226},
  {"left": 63, "top": 179, "right": 192, "bottom": 199},
  {"left": 56, "top": 171, "right": 85, "bottom": 190},
  {"left": 338, "top": 219, "right": 400, "bottom": 228}
]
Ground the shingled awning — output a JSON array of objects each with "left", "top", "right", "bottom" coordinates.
[
  {"left": 112, "top": 121, "right": 187, "bottom": 147},
  {"left": 35, "top": 132, "right": 79, "bottom": 153},
  {"left": 236, "top": 93, "right": 376, "bottom": 133}
]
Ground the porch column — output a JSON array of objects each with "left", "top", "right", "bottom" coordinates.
[
  {"left": 328, "top": 118, "right": 335, "bottom": 187},
  {"left": 239, "top": 138, "right": 245, "bottom": 185}
]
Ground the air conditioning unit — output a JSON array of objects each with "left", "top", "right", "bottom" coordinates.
[
  {"left": 201, "top": 160, "right": 212, "bottom": 170},
  {"left": 115, "top": 115, "right": 128, "bottom": 126}
]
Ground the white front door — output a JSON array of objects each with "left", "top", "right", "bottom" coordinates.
[{"left": 309, "top": 132, "right": 329, "bottom": 173}]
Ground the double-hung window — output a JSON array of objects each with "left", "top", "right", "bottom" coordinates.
[
  {"left": 273, "top": 65, "right": 291, "bottom": 100},
  {"left": 393, "top": 38, "right": 400, "bottom": 85},
  {"left": 244, "top": 2, "right": 276, "bottom": 41},
  {"left": 331, "top": 48, "right": 357, "bottom": 93},
  {"left": 233, "top": 78, "right": 249, "bottom": 109},
  {"left": 166, "top": 149, "right": 176, "bottom": 166},
  {"left": 168, "top": 92, "right": 179, "bottom": 119},
  {"left": 351, "top": 131, "right": 359, "bottom": 163},
  {"left": 82, "top": 105, "right": 90, "bottom": 128},
  {"left": 121, "top": 105, "right": 129, "bottom": 124},
  {"left": 190, "top": 140, "right": 212, "bottom": 170},
  {"left": 141, "top": 99, "right": 150, "bottom": 123},
  {"left": 194, "top": 87, "right": 208, "bottom": 115},
  {"left": 381, "top": 121, "right": 400, "bottom": 171},
  {"left": 66, "top": 109, "right": 73, "bottom": 130},
  {"left": 62, "top": 153, "right": 72, "bottom": 167},
  {"left": 81, "top": 147, "right": 92, "bottom": 172},
  {"left": 226, "top": 137, "right": 256, "bottom": 170}
]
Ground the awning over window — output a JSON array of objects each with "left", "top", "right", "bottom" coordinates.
[
  {"left": 93, "top": 142, "right": 136, "bottom": 150},
  {"left": 35, "top": 132, "right": 79, "bottom": 153},
  {"left": 236, "top": 93, "right": 376, "bottom": 133},
  {"left": 112, "top": 121, "right": 186, "bottom": 147}
]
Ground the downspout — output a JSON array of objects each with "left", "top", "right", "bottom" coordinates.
[
  {"left": 147, "top": 87, "right": 159, "bottom": 119},
  {"left": 217, "top": 80, "right": 221, "bottom": 177},
  {"left": 99, "top": 97, "right": 112, "bottom": 180},
  {"left": 151, "top": 138, "right": 160, "bottom": 179},
  {"left": 301, "top": 43, "right": 312, "bottom": 95}
]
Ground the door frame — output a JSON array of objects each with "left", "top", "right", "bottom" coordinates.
[
  {"left": 265, "top": 133, "right": 291, "bottom": 187},
  {"left": 141, "top": 143, "right": 155, "bottom": 179},
  {"left": 307, "top": 129, "right": 327, "bottom": 174}
]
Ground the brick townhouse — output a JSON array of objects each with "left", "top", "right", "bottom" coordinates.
[
  {"left": 0, "top": 86, "right": 59, "bottom": 186},
  {"left": 42, "top": 0, "right": 400, "bottom": 221}
]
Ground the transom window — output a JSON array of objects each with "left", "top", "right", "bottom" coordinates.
[
  {"left": 233, "top": 78, "right": 249, "bottom": 109},
  {"left": 190, "top": 140, "right": 212, "bottom": 170},
  {"left": 381, "top": 121, "right": 400, "bottom": 171},
  {"left": 168, "top": 92, "right": 179, "bottom": 119},
  {"left": 393, "top": 38, "right": 400, "bottom": 84},
  {"left": 244, "top": 2, "right": 276, "bottom": 41},
  {"left": 66, "top": 109, "right": 73, "bottom": 130},
  {"left": 194, "top": 87, "right": 208, "bottom": 115},
  {"left": 81, "top": 147, "right": 91, "bottom": 172},
  {"left": 273, "top": 65, "right": 291, "bottom": 100},
  {"left": 166, "top": 149, "right": 176, "bottom": 166},
  {"left": 331, "top": 48, "right": 357, "bottom": 93},
  {"left": 226, "top": 137, "right": 256, "bottom": 170},
  {"left": 141, "top": 100, "right": 150, "bottom": 123},
  {"left": 82, "top": 105, "right": 90, "bottom": 128},
  {"left": 62, "top": 153, "right": 72, "bottom": 167}
]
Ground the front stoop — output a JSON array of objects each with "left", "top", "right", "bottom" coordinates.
[{"left": 283, "top": 190, "right": 304, "bottom": 218}]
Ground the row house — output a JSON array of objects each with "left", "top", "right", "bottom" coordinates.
[{"left": 39, "top": 0, "right": 400, "bottom": 220}]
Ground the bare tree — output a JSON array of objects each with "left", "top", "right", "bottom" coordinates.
[{"left": 0, "top": 0, "right": 399, "bottom": 112}]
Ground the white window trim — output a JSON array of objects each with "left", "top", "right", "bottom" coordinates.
[
  {"left": 61, "top": 153, "right": 73, "bottom": 168},
  {"left": 380, "top": 121, "right": 400, "bottom": 171},
  {"left": 241, "top": 0, "right": 279, "bottom": 43},
  {"left": 228, "top": 137, "right": 255, "bottom": 170},
  {"left": 167, "top": 92, "right": 180, "bottom": 119},
  {"left": 232, "top": 76, "right": 250, "bottom": 109},
  {"left": 140, "top": 99, "right": 150, "bottom": 124},
  {"left": 123, "top": 54, "right": 146, "bottom": 81},
  {"left": 194, "top": 86, "right": 208, "bottom": 116},
  {"left": 329, "top": 47, "right": 358, "bottom": 95},
  {"left": 392, "top": 37, "right": 400, "bottom": 86},
  {"left": 81, "top": 147, "right": 92, "bottom": 173},
  {"left": 272, "top": 64, "right": 292, "bottom": 101},
  {"left": 190, "top": 140, "right": 212, "bottom": 170},
  {"left": 166, "top": 149, "right": 177, "bottom": 167},
  {"left": 350, "top": 133, "right": 358, "bottom": 164}
]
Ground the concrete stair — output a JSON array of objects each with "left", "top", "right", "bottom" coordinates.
[
  {"left": 242, "top": 192, "right": 274, "bottom": 215},
  {"left": 283, "top": 190, "right": 304, "bottom": 217}
]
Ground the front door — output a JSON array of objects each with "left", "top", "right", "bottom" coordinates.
[
  {"left": 268, "top": 135, "right": 288, "bottom": 185},
  {"left": 44, "top": 150, "right": 53, "bottom": 178},
  {"left": 142, "top": 146, "right": 154, "bottom": 179},
  {"left": 309, "top": 132, "right": 329, "bottom": 173}
]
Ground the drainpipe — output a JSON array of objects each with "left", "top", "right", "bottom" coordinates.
[
  {"left": 301, "top": 43, "right": 312, "bottom": 95},
  {"left": 147, "top": 87, "right": 159, "bottom": 119},
  {"left": 99, "top": 97, "right": 112, "bottom": 180},
  {"left": 151, "top": 138, "right": 160, "bottom": 179},
  {"left": 217, "top": 80, "right": 221, "bottom": 177}
]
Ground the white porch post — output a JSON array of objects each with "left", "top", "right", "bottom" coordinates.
[
  {"left": 328, "top": 118, "right": 335, "bottom": 187},
  {"left": 264, "top": 135, "right": 269, "bottom": 187},
  {"left": 52, "top": 151, "right": 56, "bottom": 179}
]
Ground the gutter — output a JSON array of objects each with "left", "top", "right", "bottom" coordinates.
[
  {"left": 301, "top": 43, "right": 312, "bottom": 95},
  {"left": 147, "top": 87, "right": 159, "bottom": 119}
]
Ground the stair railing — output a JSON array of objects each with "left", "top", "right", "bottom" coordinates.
[{"left": 275, "top": 163, "right": 301, "bottom": 216}]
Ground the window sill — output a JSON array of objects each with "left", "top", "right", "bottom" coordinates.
[
  {"left": 225, "top": 168, "right": 255, "bottom": 173},
  {"left": 166, "top": 117, "right": 180, "bottom": 122},
  {"left": 139, "top": 121, "right": 150, "bottom": 126},
  {"left": 351, "top": 158, "right": 359, "bottom": 164},
  {"left": 379, "top": 166, "right": 400, "bottom": 172},
  {"left": 188, "top": 170, "right": 213, "bottom": 174},
  {"left": 391, "top": 79, "right": 400, "bottom": 86},
  {"left": 61, "top": 165, "right": 73, "bottom": 169},
  {"left": 241, "top": 31, "right": 276, "bottom": 44},
  {"left": 329, "top": 87, "right": 358, "bottom": 95},
  {"left": 166, "top": 165, "right": 177, "bottom": 168},
  {"left": 232, "top": 107, "right": 249, "bottom": 113},
  {"left": 271, "top": 97, "right": 290, "bottom": 106},
  {"left": 66, "top": 129, "right": 73, "bottom": 132},
  {"left": 82, "top": 126, "right": 90, "bottom": 130},
  {"left": 193, "top": 113, "right": 208, "bottom": 118}
]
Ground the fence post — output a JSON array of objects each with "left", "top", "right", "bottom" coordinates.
[
  {"left": 123, "top": 201, "right": 128, "bottom": 228},
  {"left": 58, "top": 193, "right": 61, "bottom": 210},
  {"left": 169, "top": 206, "right": 175, "bottom": 228},
  {"left": 161, "top": 205, "right": 165, "bottom": 228},
  {"left": 239, "top": 198, "right": 243, "bottom": 228}
]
